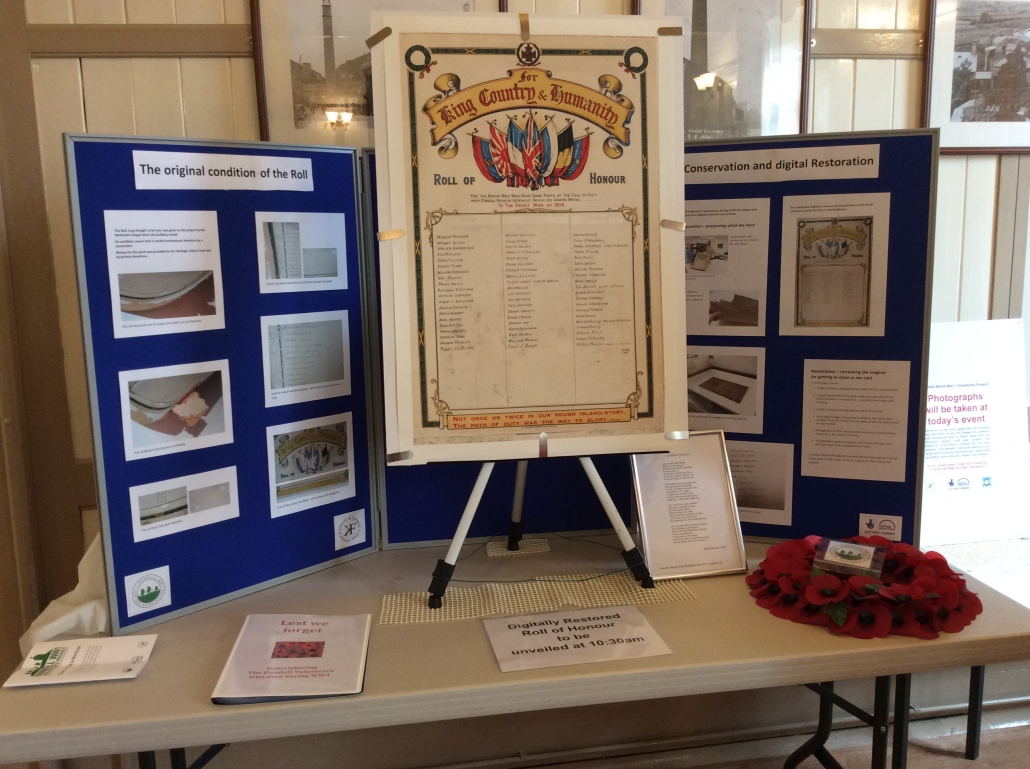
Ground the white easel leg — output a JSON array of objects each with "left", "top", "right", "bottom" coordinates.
[
  {"left": 428, "top": 461, "right": 496, "bottom": 608},
  {"left": 578, "top": 457, "right": 655, "bottom": 588},
  {"left": 507, "top": 460, "right": 529, "bottom": 551}
]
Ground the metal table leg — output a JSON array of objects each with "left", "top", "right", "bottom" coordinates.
[
  {"left": 966, "top": 665, "right": 986, "bottom": 760},
  {"left": 871, "top": 675, "right": 891, "bottom": 769},
  {"left": 784, "top": 681, "right": 844, "bottom": 769},
  {"left": 892, "top": 673, "right": 912, "bottom": 769}
]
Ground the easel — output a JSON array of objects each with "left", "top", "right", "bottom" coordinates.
[{"left": 426, "top": 455, "right": 655, "bottom": 608}]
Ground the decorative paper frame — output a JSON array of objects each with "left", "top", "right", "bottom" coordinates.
[
  {"left": 370, "top": 12, "right": 688, "bottom": 464},
  {"left": 631, "top": 430, "right": 747, "bottom": 580},
  {"left": 928, "top": 0, "right": 1030, "bottom": 151}
]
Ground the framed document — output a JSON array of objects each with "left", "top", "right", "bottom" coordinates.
[
  {"left": 929, "top": 0, "right": 1030, "bottom": 150},
  {"left": 371, "top": 12, "right": 688, "bottom": 464},
  {"left": 631, "top": 431, "right": 746, "bottom": 580},
  {"left": 795, "top": 216, "right": 872, "bottom": 327}
]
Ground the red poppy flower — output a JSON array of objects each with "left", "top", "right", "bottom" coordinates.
[
  {"left": 841, "top": 603, "right": 893, "bottom": 639},
  {"left": 848, "top": 575, "right": 882, "bottom": 595},
  {"left": 960, "top": 588, "right": 984, "bottom": 618},
  {"left": 770, "top": 591, "right": 809, "bottom": 620},
  {"left": 766, "top": 540, "right": 810, "bottom": 561},
  {"left": 806, "top": 574, "right": 849, "bottom": 605},
  {"left": 932, "top": 604, "right": 972, "bottom": 633},
  {"left": 889, "top": 606, "right": 939, "bottom": 640},
  {"left": 759, "top": 555, "right": 807, "bottom": 580},
  {"left": 879, "top": 580, "right": 928, "bottom": 603},
  {"left": 794, "top": 602, "right": 831, "bottom": 626},
  {"left": 745, "top": 569, "right": 769, "bottom": 588},
  {"left": 866, "top": 535, "right": 894, "bottom": 548}
]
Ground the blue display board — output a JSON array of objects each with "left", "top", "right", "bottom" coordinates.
[
  {"left": 68, "top": 136, "right": 378, "bottom": 633},
  {"left": 684, "top": 130, "right": 936, "bottom": 545},
  {"left": 361, "top": 152, "right": 633, "bottom": 546}
]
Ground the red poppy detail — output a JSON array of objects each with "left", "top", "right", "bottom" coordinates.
[{"left": 806, "top": 574, "right": 849, "bottom": 605}]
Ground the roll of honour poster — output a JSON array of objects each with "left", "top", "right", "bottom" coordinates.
[{"left": 373, "top": 14, "right": 687, "bottom": 463}]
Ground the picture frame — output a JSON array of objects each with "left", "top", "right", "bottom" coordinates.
[
  {"left": 253, "top": 0, "right": 473, "bottom": 147},
  {"left": 370, "top": 11, "right": 689, "bottom": 464},
  {"left": 928, "top": 0, "right": 1030, "bottom": 151},
  {"left": 631, "top": 430, "right": 747, "bottom": 580}
]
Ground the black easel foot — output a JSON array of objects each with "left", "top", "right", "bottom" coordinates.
[
  {"left": 428, "top": 559, "right": 455, "bottom": 609},
  {"left": 622, "top": 547, "right": 655, "bottom": 588},
  {"left": 507, "top": 519, "right": 524, "bottom": 551}
]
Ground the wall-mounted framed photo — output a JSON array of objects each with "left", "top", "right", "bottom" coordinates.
[
  {"left": 631, "top": 431, "right": 747, "bottom": 581},
  {"left": 254, "top": 0, "right": 473, "bottom": 146},
  {"left": 665, "top": 0, "right": 805, "bottom": 141},
  {"left": 929, "top": 0, "right": 1030, "bottom": 150}
]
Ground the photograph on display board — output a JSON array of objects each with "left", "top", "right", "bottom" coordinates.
[
  {"left": 118, "top": 360, "right": 234, "bottom": 461},
  {"left": 254, "top": 211, "right": 348, "bottom": 293},
  {"left": 686, "top": 347, "right": 765, "bottom": 434},
  {"left": 260, "top": 310, "right": 351, "bottom": 407},
  {"left": 372, "top": 13, "right": 688, "bottom": 462},
  {"left": 778, "top": 193, "right": 890, "bottom": 337},
  {"left": 666, "top": 0, "right": 804, "bottom": 141},
  {"left": 684, "top": 198, "right": 769, "bottom": 336},
  {"left": 129, "top": 466, "right": 240, "bottom": 543},
  {"left": 725, "top": 440, "right": 793, "bottom": 526},
  {"left": 266, "top": 413, "right": 355, "bottom": 517},
  {"left": 104, "top": 210, "right": 225, "bottom": 338},
  {"left": 929, "top": 0, "right": 1030, "bottom": 147}
]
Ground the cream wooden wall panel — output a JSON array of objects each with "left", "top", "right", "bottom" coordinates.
[
  {"left": 71, "top": 0, "right": 126, "bottom": 24},
  {"left": 853, "top": 59, "right": 894, "bottom": 130},
  {"left": 579, "top": 0, "right": 632, "bottom": 13},
  {"left": 811, "top": 59, "right": 854, "bottom": 132},
  {"left": 81, "top": 59, "right": 137, "bottom": 134},
  {"left": 639, "top": 0, "right": 664, "bottom": 14},
  {"left": 131, "top": 59, "right": 186, "bottom": 137},
  {"left": 815, "top": 0, "right": 857, "bottom": 29},
  {"left": 473, "top": 0, "right": 498, "bottom": 11},
  {"left": 895, "top": 0, "right": 922, "bottom": 29},
  {"left": 24, "top": 0, "right": 73, "bottom": 23},
  {"left": 536, "top": 0, "right": 579, "bottom": 13},
  {"left": 506, "top": 0, "right": 534, "bottom": 11},
  {"left": 958, "top": 156, "right": 999, "bottom": 321},
  {"left": 30, "top": 58, "right": 94, "bottom": 460},
  {"left": 857, "top": 0, "right": 896, "bottom": 29},
  {"left": 175, "top": 0, "right": 224, "bottom": 24},
  {"left": 932, "top": 157, "right": 967, "bottom": 322},
  {"left": 125, "top": 0, "right": 176, "bottom": 24},
  {"left": 223, "top": 0, "right": 251, "bottom": 24},
  {"left": 229, "top": 58, "right": 261, "bottom": 141},
  {"left": 180, "top": 58, "right": 237, "bottom": 140},
  {"left": 891, "top": 59, "right": 921, "bottom": 128}
]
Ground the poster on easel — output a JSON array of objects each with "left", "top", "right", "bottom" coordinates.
[
  {"left": 370, "top": 12, "right": 688, "bottom": 465},
  {"left": 683, "top": 131, "right": 937, "bottom": 545},
  {"left": 67, "top": 136, "right": 379, "bottom": 633}
]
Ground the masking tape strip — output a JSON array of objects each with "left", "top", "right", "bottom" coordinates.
[
  {"left": 657, "top": 26, "right": 683, "bottom": 36},
  {"left": 660, "top": 219, "right": 686, "bottom": 232},
  {"left": 377, "top": 229, "right": 404, "bottom": 241},
  {"left": 366, "top": 27, "right": 393, "bottom": 49},
  {"left": 520, "top": 13, "right": 530, "bottom": 42},
  {"left": 386, "top": 451, "right": 414, "bottom": 463}
]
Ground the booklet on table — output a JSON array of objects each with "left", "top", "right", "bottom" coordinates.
[
  {"left": 3, "top": 635, "right": 157, "bottom": 688},
  {"left": 211, "top": 614, "right": 371, "bottom": 704}
]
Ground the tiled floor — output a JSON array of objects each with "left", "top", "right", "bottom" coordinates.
[
  {"left": 692, "top": 720, "right": 1030, "bottom": 769},
  {"left": 698, "top": 723, "right": 1030, "bottom": 768}
]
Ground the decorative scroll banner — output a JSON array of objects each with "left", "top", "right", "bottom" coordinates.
[
  {"left": 443, "top": 407, "right": 634, "bottom": 430},
  {"left": 800, "top": 221, "right": 869, "bottom": 251},
  {"left": 421, "top": 67, "right": 634, "bottom": 149}
]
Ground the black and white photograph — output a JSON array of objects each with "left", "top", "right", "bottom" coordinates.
[
  {"left": 725, "top": 440, "right": 793, "bottom": 526},
  {"left": 930, "top": 0, "right": 1030, "bottom": 146},
  {"left": 257, "top": 0, "right": 469, "bottom": 145},
  {"left": 708, "top": 290, "right": 760, "bottom": 328},
  {"left": 260, "top": 310, "right": 351, "bottom": 406},
  {"left": 129, "top": 467, "right": 240, "bottom": 542},
  {"left": 686, "top": 347, "right": 765, "bottom": 434},
  {"left": 666, "top": 0, "right": 803, "bottom": 141},
  {"left": 685, "top": 233, "right": 729, "bottom": 273},
  {"left": 255, "top": 211, "right": 348, "bottom": 292}
]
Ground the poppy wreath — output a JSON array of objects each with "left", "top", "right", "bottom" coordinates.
[{"left": 745, "top": 535, "right": 983, "bottom": 639}]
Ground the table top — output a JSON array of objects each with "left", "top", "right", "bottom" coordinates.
[{"left": 2, "top": 537, "right": 1030, "bottom": 763}]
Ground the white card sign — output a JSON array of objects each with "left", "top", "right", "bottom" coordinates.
[{"left": 482, "top": 605, "right": 671, "bottom": 672}]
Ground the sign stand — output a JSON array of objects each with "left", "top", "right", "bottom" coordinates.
[{"left": 427, "top": 457, "right": 654, "bottom": 608}]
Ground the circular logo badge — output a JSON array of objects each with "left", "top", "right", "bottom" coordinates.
[
  {"left": 516, "top": 42, "right": 541, "bottom": 67},
  {"left": 131, "top": 574, "right": 165, "bottom": 608},
  {"left": 830, "top": 546, "right": 866, "bottom": 562},
  {"left": 337, "top": 517, "right": 362, "bottom": 545}
]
